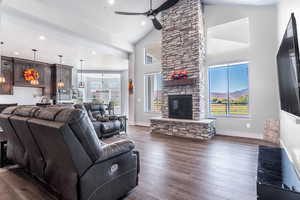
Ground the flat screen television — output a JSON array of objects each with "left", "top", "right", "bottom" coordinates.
[{"left": 277, "top": 13, "right": 300, "bottom": 116}]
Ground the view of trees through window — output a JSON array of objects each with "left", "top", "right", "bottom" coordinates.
[
  {"left": 144, "top": 73, "right": 162, "bottom": 113},
  {"left": 209, "top": 62, "right": 249, "bottom": 116},
  {"left": 78, "top": 73, "right": 122, "bottom": 114}
]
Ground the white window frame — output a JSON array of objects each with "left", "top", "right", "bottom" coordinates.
[
  {"left": 77, "top": 71, "right": 123, "bottom": 114},
  {"left": 144, "top": 72, "right": 162, "bottom": 113},
  {"left": 144, "top": 48, "right": 154, "bottom": 65},
  {"left": 208, "top": 61, "right": 250, "bottom": 118}
]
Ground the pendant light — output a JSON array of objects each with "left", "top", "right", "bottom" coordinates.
[
  {"left": 31, "top": 49, "right": 39, "bottom": 86},
  {"left": 57, "top": 55, "right": 64, "bottom": 88},
  {"left": 79, "top": 59, "right": 85, "bottom": 88},
  {"left": 0, "top": 42, "right": 6, "bottom": 84}
]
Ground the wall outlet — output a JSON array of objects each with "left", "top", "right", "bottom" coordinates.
[
  {"left": 137, "top": 98, "right": 141, "bottom": 103},
  {"left": 246, "top": 123, "right": 251, "bottom": 129}
]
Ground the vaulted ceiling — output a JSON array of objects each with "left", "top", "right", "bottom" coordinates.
[
  {"left": 0, "top": 0, "right": 278, "bottom": 69},
  {"left": 0, "top": 0, "right": 166, "bottom": 69}
]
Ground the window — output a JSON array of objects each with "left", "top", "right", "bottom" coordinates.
[
  {"left": 209, "top": 62, "right": 249, "bottom": 117},
  {"left": 144, "top": 73, "right": 162, "bottom": 113},
  {"left": 77, "top": 72, "right": 122, "bottom": 114},
  {"left": 144, "top": 43, "right": 161, "bottom": 65}
]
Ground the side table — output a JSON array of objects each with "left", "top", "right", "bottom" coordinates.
[
  {"left": 0, "top": 132, "right": 7, "bottom": 168},
  {"left": 117, "top": 115, "right": 128, "bottom": 135}
]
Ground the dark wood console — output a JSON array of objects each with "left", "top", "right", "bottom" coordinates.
[{"left": 257, "top": 146, "right": 300, "bottom": 200}]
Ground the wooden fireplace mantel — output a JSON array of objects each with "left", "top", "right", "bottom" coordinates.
[{"left": 163, "top": 78, "right": 196, "bottom": 87}]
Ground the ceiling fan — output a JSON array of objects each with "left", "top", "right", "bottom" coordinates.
[{"left": 115, "top": 0, "right": 179, "bottom": 30}]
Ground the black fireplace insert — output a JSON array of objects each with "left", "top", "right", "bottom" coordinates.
[{"left": 168, "top": 95, "right": 193, "bottom": 119}]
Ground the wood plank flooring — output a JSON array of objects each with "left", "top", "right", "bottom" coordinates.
[{"left": 0, "top": 126, "right": 275, "bottom": 200}]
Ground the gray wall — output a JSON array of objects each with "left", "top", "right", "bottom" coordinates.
[
  {"left": 134, "top": 29, "right": 161, "bottom": 126},
  {"left": 278, "top": 0, "right": 300, "bottom": 176},
  {"left": 205, "top": 5, "right": 279, "bottom": 138},
  {"left": 133, "top": 5, "right": 279, "bottom": 139}
]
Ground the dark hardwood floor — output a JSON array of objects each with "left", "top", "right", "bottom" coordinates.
[{"left": 0, "top": 126, "right": 275, "bottom": 200}]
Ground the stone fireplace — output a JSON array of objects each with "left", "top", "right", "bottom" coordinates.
[{"left": 150, "top": 0, "right": 215, "bottom": 140}]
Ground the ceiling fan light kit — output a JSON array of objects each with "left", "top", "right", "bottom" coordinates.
[{"left": 115, "top": 0, "right": 179, "bottom": 30}]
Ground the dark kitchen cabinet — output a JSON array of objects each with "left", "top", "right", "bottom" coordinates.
[
  {"left": 0, "top": 56, "right": 13, "bottom": 95},
  {"left": 13, "top": 58, "right": 50, "bottom": 88},
  {"left": 13, "top": 58, "right": 52, "bottom": 98},
  {"left": 51, "top": 64, "right": 73, "bottom": 102}
]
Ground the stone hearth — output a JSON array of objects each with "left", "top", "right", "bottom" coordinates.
[
  {"left": 151, "top": 118, "right": 215, "bottom": 140},
  {"left": 150, "top": 0, "right": 216, "bottom": 140}
]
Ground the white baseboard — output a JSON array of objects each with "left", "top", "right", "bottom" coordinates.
[
  {"left": 135, "top": 121, "right": 150, "bottom": 127},
  {"left": 128, "top": 121, "right": 136, "bottom": 126},
  {"left": 217, "top": 130, "right": 263, "bottom": 140}
]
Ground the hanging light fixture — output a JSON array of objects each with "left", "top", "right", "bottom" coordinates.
[
  {"left": 0, "top": 42, "right": 6, "bottom": 84},
  {"left": 79, "top": 59, "right": 85, "bottom": 88},
  {"left": 31, "top": 49, "right": 39, "bottom": 86},
  {"left": 57, "top": 55, "right": 64, "bottom": 88}
]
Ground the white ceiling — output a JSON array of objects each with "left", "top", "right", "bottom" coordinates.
[
  {"left": 0, "top": 0, "right": 166, "bottom": 70},
  {"left": 0, "top": 0, "right": 278, "bottom": 70},
  {"left": 2, "top": 0, "right": 166, "bottom": 50},
  {"left": 202, "top": 0, "right": 278, "bottom": 6}
]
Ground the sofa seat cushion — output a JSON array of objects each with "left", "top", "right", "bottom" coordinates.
[
  {"left": 91, "top": 111, "right": 101, "bottom": 119},
  {"left": 96, "top": 115, "right": 110, "bottom": 122},
  {"left": 100, "top": 121, "right": 121, "bottom": 134}
]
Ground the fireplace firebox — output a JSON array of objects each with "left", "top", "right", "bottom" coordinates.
[{"left": 168, "top": 95, "right": 193, "bottom": 119}]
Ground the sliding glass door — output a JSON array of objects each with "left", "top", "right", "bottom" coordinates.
[{"left": 78, "top": 72, "right": 122, "bottom": 114}]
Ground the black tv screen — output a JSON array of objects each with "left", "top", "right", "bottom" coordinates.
[{"left": 277, "top": 13, "right": 300, "bottom": 116}]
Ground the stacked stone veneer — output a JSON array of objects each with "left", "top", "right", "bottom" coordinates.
[
  {"left": 151, "top": 118, "right": 215, "bottom": 140},
  {"left": 161, "top": 0, "right": 206, "bottom": 120},
  {"left": 150, "top": 0, "right": 215, "bottom": 140}
]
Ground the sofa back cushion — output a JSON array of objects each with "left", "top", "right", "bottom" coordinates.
[
  {"left": 0, "top": 106, "right": 26, "bottom": 166},
  {"left": 84, "top": 103, "right": 107, "bottom": 116},
  {"left": 14, "top": 106, "right": 39, "bottom": 117},
  {"left": 10, "top": 107, "right": 45, "bottom": 181},
  {"left": 28, "top": 118, "right": 78, "bottom": 200},
  {"left": 55, "top": 108, "right": 103, "bottom": 162}
]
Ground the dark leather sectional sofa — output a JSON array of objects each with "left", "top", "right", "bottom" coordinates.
[{"left": 0, "top": 106, "right": 139, "bottom": 200}]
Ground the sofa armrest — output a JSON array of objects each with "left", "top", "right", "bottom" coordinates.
[{"left": 96, "top": 139, "right": 135, "bottom": 163}]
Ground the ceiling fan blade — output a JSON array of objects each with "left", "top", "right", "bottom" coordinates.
[
  {"left": 153, "top": 0, "right": 179, "bottom": 15},
  {"left": 152, "top": 17, "right": 163, "bottom": 30},
  {"left": 115, "top": 11, "right": 147, "bottom": 16}
]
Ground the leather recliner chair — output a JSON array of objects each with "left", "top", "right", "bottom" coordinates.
[
  {"left": 0, "top": 106, "right": 139, "bottom": 200},
  {"left": 77, "top": 103, "right": 123, "bottom": 139}
]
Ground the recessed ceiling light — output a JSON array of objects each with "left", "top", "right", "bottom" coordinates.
[
  {"left": 39, "top": 35, "right": 46, "bottom": 40},
  {"left": 141, "top": 21, "right": 146, "bottom": 26},
  {"left": 14, "top": 52, "right": 20, "bottom": 55},
  {"left": 92, "top": 51, "right": 97, "bottom": 55},
  {"left": 108, "top": 0, "right": 115, "bottom": 5}
]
